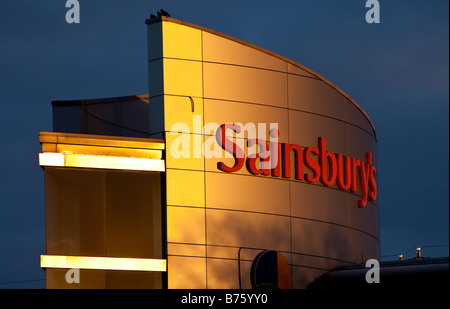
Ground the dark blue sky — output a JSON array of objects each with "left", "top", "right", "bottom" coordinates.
[{"left": 0, "top": 0, "right": 448, "bottom": 288}]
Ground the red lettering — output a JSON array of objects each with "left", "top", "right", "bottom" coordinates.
[
  {"left": 336, "top": 154, "right": 352, "bottom": 190},
  {"left": 319, "top": 137, "right": 337, "bottom": 186},
  {"left": 359, "top": 152, "right": 372, "bottom": 207},
  {"left": 271, "top": 142, "right": 281, "bottom": 177},
  {"left": 216, "top": 124, "right": 245, "bottom": 173},
  {"left": 281, "top": 143, "right": 304, "bottom": 180},
  {"left": 369, "top": 166, "right": 377, "bottom": 201},
  {"left": 358, "top": 153, "right": 372, "bottom": 208},
  {"left": 246, "top": 139, "right": 270, "bottom": 176},
  {"left": 270, "top": 129, "right": 280, "bottom": 177},
  {"left": 351, "top": 158, "right": 361, "bottom": 192},
  {"left": 214, "top": 126, "right": 378, "bottom": 205},
  {"left": 304, "top": 147, "right": 320, "bottom": 183}
]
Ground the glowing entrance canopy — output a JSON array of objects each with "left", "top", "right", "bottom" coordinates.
[{"left": 38, "top": 132, "right": 165, "bottom": 172}]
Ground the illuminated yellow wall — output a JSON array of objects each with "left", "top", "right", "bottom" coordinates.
[{"left": 147, "top": 17, "right": 378, "bottom": 288}]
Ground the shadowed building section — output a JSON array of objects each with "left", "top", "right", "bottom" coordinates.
[{"left": 52, "top": 95, "right": 150, "bottom": 138}]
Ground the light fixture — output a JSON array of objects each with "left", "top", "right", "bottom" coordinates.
[
  {"left": 39, "top": 153, "right": 165, "bottom": 172},
  {"left": 40, "top": 255, "right": 167, "bottom": 272},
  {"left": 416, "top": 247, "right": 422, "bottom": 258}
]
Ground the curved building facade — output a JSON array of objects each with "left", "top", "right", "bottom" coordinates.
[
  {"left": 147, "top": 17, "right": 378, "bottom": 289},
  {"left": 38, "top": 16, "right": 378, "bottom": 289}
]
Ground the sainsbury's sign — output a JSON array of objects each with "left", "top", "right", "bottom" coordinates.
[
  {"left": 168, "top": 117, "right": 377, "bottom": 208},
  {"left": 215, "top": 123, "right": 377, "bottom": 208}
]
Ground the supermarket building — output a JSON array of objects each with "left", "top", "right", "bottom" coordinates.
[{"left": 38, "top": 16, "right": 379, "bottom": 289}]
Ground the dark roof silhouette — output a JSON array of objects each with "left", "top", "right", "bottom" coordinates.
[{"left": 160, "top": 9, "right": 170, "bottom": 17}]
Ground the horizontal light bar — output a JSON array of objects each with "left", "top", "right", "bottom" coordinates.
[
  {"left": 40, "top": 255, "right": 166, "bottom": 272},
  {"left": 39, "top": 152, "right": 65, "bottom": 167},
  {"left": 39, "top": 153, "right": 165, "bottom": 172}
]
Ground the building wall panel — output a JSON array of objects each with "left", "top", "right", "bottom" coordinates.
[
  {"left": 202, "top": 32, "right": 287, "bottom": 72},
  {"left": 203, "top": 62, "right": 287, "bottom": 108},
  {"left": 166, "top": 206, "right": 205, "bottom": 244},
  {"left": 205, "top": 172, "right": 290, "bottom": 216},
  {"left": 205, "top": 209, "right": 291, "bottom": 252}
]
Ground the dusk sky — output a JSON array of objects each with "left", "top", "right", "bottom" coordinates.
[{"left": 0, "top": 0, "right": 448, "bottom": 288}]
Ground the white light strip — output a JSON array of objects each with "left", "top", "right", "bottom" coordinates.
[
  {"left": 39, "top": 153, "right": 165, "bottom": 172},
  {"left": 39, "top": 153, "right": 65, "bottom": 167},
  {"left": 40, "top": 255, "right": 167, "bottom": 272}
]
